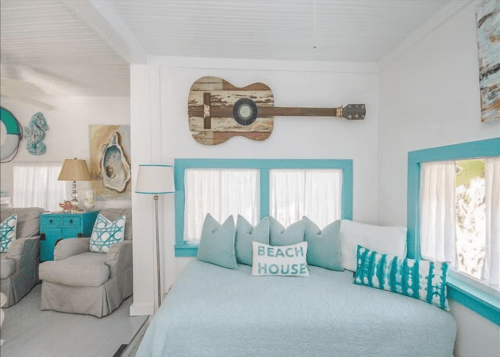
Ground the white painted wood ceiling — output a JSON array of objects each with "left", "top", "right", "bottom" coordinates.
[{"left": 0, "top": 0, "right": 452, "bottom": 98}]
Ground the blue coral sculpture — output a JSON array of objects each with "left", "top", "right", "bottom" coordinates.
[{"left": 24, "top": 112, "right": 49, "bottom": 155}]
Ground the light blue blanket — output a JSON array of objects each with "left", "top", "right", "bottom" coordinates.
[{"left": 137, "top": 260, "right": 456, "bottom": 357}]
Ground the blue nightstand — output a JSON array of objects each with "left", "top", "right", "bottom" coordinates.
[{"left": 39, "top": 211, "right": 99, "bottom": 261}]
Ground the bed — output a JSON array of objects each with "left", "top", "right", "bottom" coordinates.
[{"left": 136, "top": 260, "right": 457, "bottom": 357}]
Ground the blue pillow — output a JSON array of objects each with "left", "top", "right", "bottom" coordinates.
[
  {"left": 235, "top": 215, "right": 269, "bottom": 266},
  {"left": 302, "top": 217, "right": 343, "bottom": 271},
  {"left": 354, "top": 245, "right": 450, "bottom": 311},
  {"left": 268, "top": 216, "right": 305, "bottom": 246},
  {"left": 197, "top": 214, "right": 237, "bottom": 270}
]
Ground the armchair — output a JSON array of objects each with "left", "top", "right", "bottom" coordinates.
[
  {"left": 39, "top": 208, "right": 133, "bottom": 317},
  {"left": 0, "top": 207, "right": 47, "bottom": 307}
]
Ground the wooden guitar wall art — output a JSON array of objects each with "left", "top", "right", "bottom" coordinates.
[{"left": 188, "top": 76, "right": 366, "bottom": 145}]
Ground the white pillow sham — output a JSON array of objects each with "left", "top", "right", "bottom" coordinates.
[{"left": 251, "top": 241, "right": 309, "bottom": 277}]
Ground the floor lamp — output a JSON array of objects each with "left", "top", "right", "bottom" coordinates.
[{"left": 135, "top": 164, "right": 174, "bottom": 309}]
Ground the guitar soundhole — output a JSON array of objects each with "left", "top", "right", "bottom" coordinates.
[{"left": 233, "top": 98, "right": 258, "bottom": 126}]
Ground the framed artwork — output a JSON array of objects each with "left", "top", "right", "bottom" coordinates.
[
  {"left": 89, "top": 125, "right": 131, "bottom": 201},
  {"left": 476, "top": 0, "right": 500, "bottom": 123}
]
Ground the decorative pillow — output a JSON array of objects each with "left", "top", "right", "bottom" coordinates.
[
  {"left": 340, "top": 219, "right": 407, "bottom": 272},
  {"left": 252, "top": 241, "right": 309, "bottom": 277},
  {"left": 235, "top": 215, "right": 269, "bottom": 266},
  {"left": 89, "top": 214, "right": 126, "bottom": 253},
  {"left": 354, "top": 245, "right": 450, "bottom": 311},
  {"left": 302, "top": 217, "right": 343, "bottom": 271},
  {"left": 268, "top": 216, "right": 305, "bottom": 246},
  {"left": 0, "top": 214, "right": 17, "bottom": 252},
  {"left": 197, "top": 214, "right": 237, "bottom": 270}
]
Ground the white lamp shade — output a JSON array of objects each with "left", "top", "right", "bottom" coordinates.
[{"left": 135, "top": 165, "right": 174, "bottom": 194}]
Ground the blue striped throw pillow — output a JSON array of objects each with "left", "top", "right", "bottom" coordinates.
[{"left": 354, "top": 245, "right": 450, "bottom": 311}]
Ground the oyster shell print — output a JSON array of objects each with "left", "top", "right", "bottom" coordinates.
[{"left": 100, "top": 132, "right": 131, "bottom": 193}]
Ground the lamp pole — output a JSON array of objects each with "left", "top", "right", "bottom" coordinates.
[{"left": 154, "top": 194, "right": 162, "bottom": 308}]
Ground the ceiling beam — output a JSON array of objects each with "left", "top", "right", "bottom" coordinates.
[{"left": 62, "top": 0, "right": 147, "bottom": 64}]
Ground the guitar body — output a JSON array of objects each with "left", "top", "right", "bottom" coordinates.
[{"left": 188, "top": 77, "right": 274, "bottom": 145}]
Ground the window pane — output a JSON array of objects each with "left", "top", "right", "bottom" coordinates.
[
  {"left": 184, "top": 169, "right": 259, "bottom": 243},
  {"left": 269, "top": 169, "right": 342, "bottom": 227}
]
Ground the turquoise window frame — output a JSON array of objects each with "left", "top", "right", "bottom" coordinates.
[
  {"left": 407, "top": 137, "right": 500, "bottom": 326},
  {"left": 174, "top": 159, "right": 353, "bottom": 257}
]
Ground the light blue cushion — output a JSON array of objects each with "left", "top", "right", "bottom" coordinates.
[
  {"left": 354, "top": 245, "right": 450, "bottom": 311},
  {"left": 302, "top": 217, "right": 343, "bottom": 271},
  {"left": 268, "top": 216, "right": 305, "bottom": 246},
  {"left": 0, "top": 214, "right": 17, "bottom": 252},
  {"left": 235, "top": 215, "right": 269, "bottom": 266},
  {"left": 89, "top": 214, "right": 126, "bottom": 253},
  {"left": 197, "top": 214, "right": 237, "bottom": 270}
]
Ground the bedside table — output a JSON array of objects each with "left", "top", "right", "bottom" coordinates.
[{"left": 39, "top": 211, "right": 99, "bottom": 261}]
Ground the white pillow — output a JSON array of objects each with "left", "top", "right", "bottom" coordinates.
[
  {"left": 340, "top": 220, "right": 407, "bottom": 272},
  {"left": 251, "top": 241, "right": 309, "bottom": 277}
]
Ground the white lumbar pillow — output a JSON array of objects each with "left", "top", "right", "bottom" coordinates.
[
  {"left": 252, "top": 241, "right": 309, "bottom": 277},
  {"left": 340, "top": 220, "right": 407, "bottom": 272}
]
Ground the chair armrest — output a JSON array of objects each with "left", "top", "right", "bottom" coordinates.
[
  {"left": 54, "top": 238, "right": 90, "bottom": 261},
  {"left": 5, "top": 236, "right": 40, "bottom": 269},
  {"left": 105, "top": 241, "right": 132, "bottom": 278}
]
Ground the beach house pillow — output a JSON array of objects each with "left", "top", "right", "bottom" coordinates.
[
  {"left": 0, "top": 214, "right": 17, "bottom": 252},
  {"left": 235, "top": 215, "right": 269, "bottom": 266},
  {"left": 197, "top": 214, "right": 237, "bottom": 270},
  {"left": 269, "top": 216, "right": 305, "bottom": 246},
  {"left": 340, "top": 220, "right": 407, "bottom": 272},
  {"left": 89, "top": 214, "right": 126, "bottom": 253},
  {"left": 252, "top": 241, "right": 309, "bottom": 277},
  {"left": 354, "top": 245, "right": 450, "bottom": 311},
  {"left": 302, "top": 216, "right": 343, "bottom": 271}
]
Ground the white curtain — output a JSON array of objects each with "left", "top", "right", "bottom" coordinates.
[
  {"left": 184, "top": 169, "right": 259, "bottom": 243},
  {"left": 270, "top": 169, "right": 342, "bottom": 228},
  {"left": 13, "top": 162, "right": 67, "bottom": 211},
  {"left": 420, "top": 161, "right": 457, "bottom": 267},
  {"left": 484, "top": 157, "right": 500, "bottom": 288}
]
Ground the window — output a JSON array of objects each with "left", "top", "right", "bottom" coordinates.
[
  {"left": 270, "top": 169, "right": 342, "bottom": 228},
  {"left": 174, "top": 159, "right": 353, "bottom": 257},
  {"left": 184, "top": 169, "right": 259, "bottom": 244},
  {"left": 13, "top": 162, "right": 67, "bottom": 211},
  {"left": 408, "top": 137, "right": 500, "bottom": 326}
]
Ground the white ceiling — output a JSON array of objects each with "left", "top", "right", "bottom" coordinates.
[{"left": 0, "top": 0, "right": 454, "bottom": 99}]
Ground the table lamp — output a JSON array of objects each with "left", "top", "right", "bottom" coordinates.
[
  {"left": 58, "top": 158, "right": 91, "bottom": 210},
  {"left": 135, "top": 164, "right": 175, "bottom": 308}
]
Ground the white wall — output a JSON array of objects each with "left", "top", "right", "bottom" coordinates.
[
  {"left": 130, "top": 58, "right": 380, "bottom": 314},
  {"left": 378, "top": 2, "right": 500, "bottom": 356},
  {"left": 0, "top": 96, "right": 131, "bottom": 209}
]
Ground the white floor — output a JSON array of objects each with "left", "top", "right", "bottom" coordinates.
[{"left": 1, "top": 284, "right": 147, "bottom": 357}]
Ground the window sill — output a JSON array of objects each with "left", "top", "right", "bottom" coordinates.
[
  {"left": 447, "top": 273, "right": 500, "bottom": 326},
  {"left": 175, "top": 244, "right": 198, "bottom": 257}
]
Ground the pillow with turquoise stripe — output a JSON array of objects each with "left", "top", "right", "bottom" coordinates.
[
  {"left": 0, "top": 214, "right": 17, "bottom": 252},
  {"left": 354, "top": 245, "right": 450, "bottom": 311},
  {"left": 235, "top": 215, "right": 269, "bottom": 266},
  {"left": 302, "top": 217, "right": 343, "bottom": 271},
  {"left": 197, "top": 214, "right": 237, "bottom": 270},
  {"left": 269, "top": 216, "right": 305, "bottom": 246},
  {"left": 89, "top": 214, "right": 126, "bottom": 253}
]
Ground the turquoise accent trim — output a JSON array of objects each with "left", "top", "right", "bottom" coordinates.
[
  {"left": 407, "top": 138, "right": 500, "bottom": 325},
  {"left": 136, "top": 191, "right": 174, "bottom": 195},
  {"left": 174, "top": 159, "right": 353, "bottom": 258},
  {"left": 0, "top": 107, "right": 20, "bottom": 135}
]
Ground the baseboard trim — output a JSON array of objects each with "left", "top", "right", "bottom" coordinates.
[{"left": 130, "top": 303, "right": 154, "bottom": 316}]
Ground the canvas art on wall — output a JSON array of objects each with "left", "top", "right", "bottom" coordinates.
[
  {"left": 89, "top": 125, "right": 131, "bottom": 201},
  {"left": 476, "top": 0, "right": 500, "bottom": 123}
]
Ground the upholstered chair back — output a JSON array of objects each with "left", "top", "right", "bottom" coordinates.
[
  {"left": 0, "top": 207, "right": 47, "bottom": 238},
  {"left": 98, "top": 208, "right": 133, "bottom": 240}
]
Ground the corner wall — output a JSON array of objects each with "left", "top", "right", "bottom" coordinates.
[{"left": 378, "top": 2, "right": 500, "bottom": 356}]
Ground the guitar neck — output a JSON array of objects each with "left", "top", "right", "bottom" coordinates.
[{"left": 261, "top": 107, "right": 341, "bottom": 117}]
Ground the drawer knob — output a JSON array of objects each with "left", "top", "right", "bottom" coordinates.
[
  {"left": 70, "top": 219, "right": 73, "bottom": 223},
  {"left": 49, "top": 219, "right": 53, "bottom": 223}
]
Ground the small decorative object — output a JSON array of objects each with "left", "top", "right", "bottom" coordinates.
[
  {"left": 188, "top": 76, "right": 366, "bottom": 145},
  {"left": 476, "top": 0, "right": 500, "bottom": 123},
  {"left": 83, "top": 189, "right": 96, "bottom": 210},
  {"left": 58, "top": 158, "right": 91, "bottom": 209},
  {"left": 135, "top": 164, "right": 175, "bottom": 309},
  {"left": 1, "top": 107, "right": 22, "bottom": 162},
  {"left": 59, "top": 200, "right": 79, "bottom": 213},
  {"left": 23, "top": 112, "right": 49, "bottom": 155},
  {"left": 89, "top": 125, "right": 131, "bottom": 201}
]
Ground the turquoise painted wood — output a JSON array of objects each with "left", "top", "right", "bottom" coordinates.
[
  {"left": 407, "top": 137, "right": 500, "bottom": 326},
  {"left": 39, "top": 211, "right": 99, "bottom": 261},
  {"left": 174, "top": 159, "right": 354, "bottom": 257}
]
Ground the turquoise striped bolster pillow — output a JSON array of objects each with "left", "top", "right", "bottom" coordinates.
[{"left": 354, "top": 245, "right": 450, "bottom": 311}]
